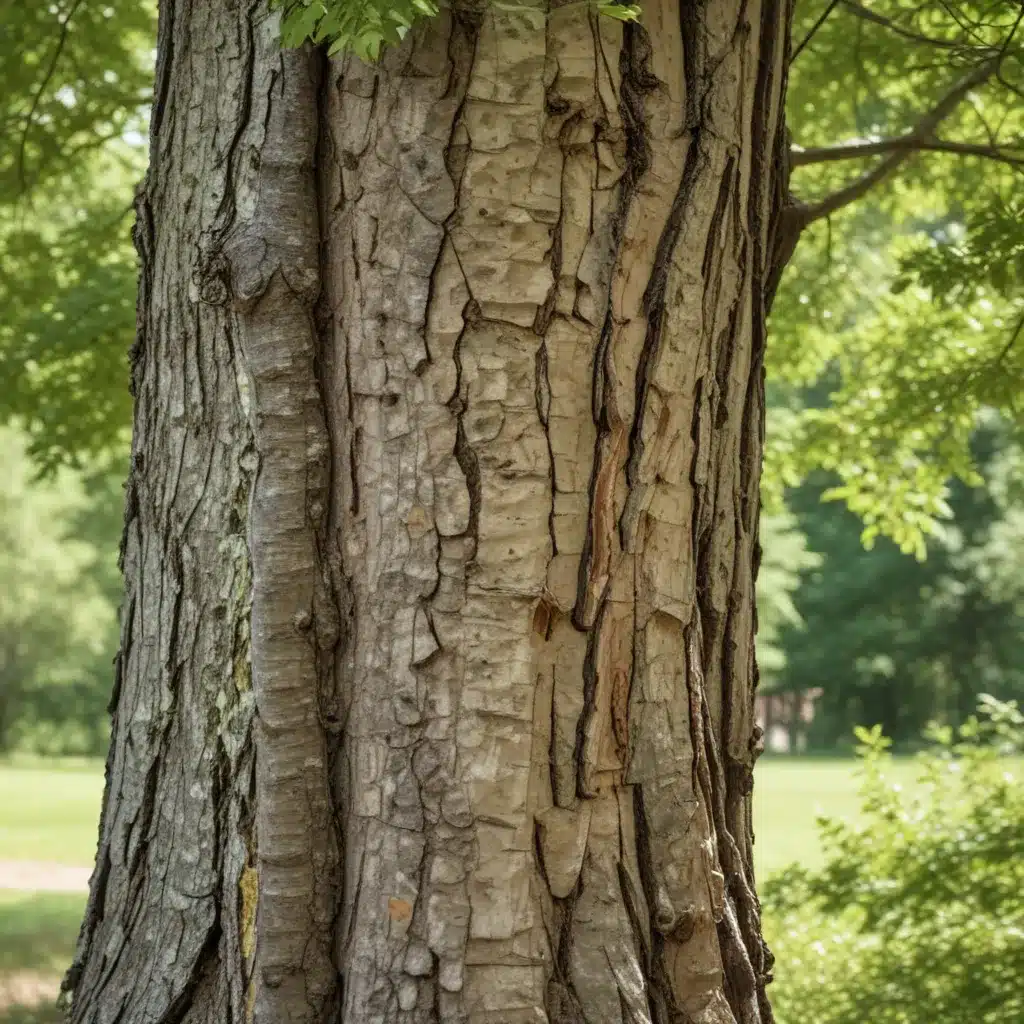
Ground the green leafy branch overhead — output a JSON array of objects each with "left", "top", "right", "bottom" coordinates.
[
  {"left": 272, "top": 0, "right": 640, "bottom": 62},
  {"left": 768, "top": 0, "right": 1024, "bottom": 554}
]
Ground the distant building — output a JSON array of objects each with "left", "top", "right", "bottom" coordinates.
[{"left": 755, "top": 688, "right": 823, "bottom": 753}]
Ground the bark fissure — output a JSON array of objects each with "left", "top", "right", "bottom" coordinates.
[{"left": 573, "top": 21, "right": 658, "bottom": 632}]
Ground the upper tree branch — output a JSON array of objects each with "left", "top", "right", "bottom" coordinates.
[
  {"left": 840, "top": 0, "right": 978, "bottom": 51},
  {"left": 792, "top": 137, "right": 1024, "bottom": 168},
  {"left": 17, "top": 0, "right": 85, "bottom": 193},
  {"left": 795, "top": 57, "right": 1001, "bottom": 225}
]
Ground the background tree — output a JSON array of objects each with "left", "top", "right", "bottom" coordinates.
[
  {"left": 0, "top": 427, "right": 121, "bottom": 755},
  {"left": 0, "top": 0, "right": 150, "bottom": 469},
  {"left": 782, "top": 428, "right": 1024, "bottom": 748}
]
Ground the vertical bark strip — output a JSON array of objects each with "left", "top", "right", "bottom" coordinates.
[
  {"left": 70, "top": 2, "right": 791, "bottom": 1023},
  {"left": 221, "top": 31, "right": 341, "bottom": 1024}
]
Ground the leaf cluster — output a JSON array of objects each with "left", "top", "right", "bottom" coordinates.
[
  {"left": 271, "top": 0, "right": 639, "bottom": 63},
  {"left": 0, "top": 2, "right": 151, "bottom": 470},
  {"left": 767, "top": 0, "right": 1024, "bottom": 552},
  {"left": 764, "top": 697, "right": 1024, "bottom": 1024},
  {"left": 272, "top": 0, "right": 440, "bottom": 62}
]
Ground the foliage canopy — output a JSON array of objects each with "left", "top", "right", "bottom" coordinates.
[{"left": 778, "top": 419, "right": 1024, "bottom": 744}]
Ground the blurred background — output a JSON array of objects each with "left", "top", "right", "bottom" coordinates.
[{"left": 1, "top": 2, "right": 1022, "bottom": 1023}]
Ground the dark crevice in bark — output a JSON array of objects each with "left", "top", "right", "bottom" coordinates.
[
  {"left": 448, "top": 299, "right": 482, "bottom": 556},
  {"left": 630, "top": 788, "right": 675, "bottom": 1024},
  {"left": 442, "top": 8, "right": 482, "bottom": 188},
  {"left": 126, "top": 748, "right": 162, "bottom": 889},
  {"left": 617, "top": 859, "right": 663, "bottom": 1024},
  {"left": 574, "top": 597, "right": 607, "bottom": 799},
  {"left": 161, "top": 915, "right": 223, "bottom": 1024},
  {"left": 700, "top": 693, "right": 761, "bottom": 1024},
  {"left": 685, "top": 628, "right": 715, "bottom": 843},
  {"left": 129, "top": 187, "right": 154, "bottom": 397},
  {"left": 440, "top": 16, "right": 483, "bottom": 563},
  {"left": 211, "top": 6, "right": 259, "bottom": 251},
  {"left": 573, "top": 21, "right": 658, "bottom": 632},
  {"left": 537, "top": 816, "right": 587, "bottom": 1024},
  {"left": 679, "top": 0, "right": 705, "bottom": 131},
  {"left": 702, "top": 157, "right": 736, "bottom": 283},
  {"left": 149, "top": 0, "right": 176, "bottom": 145},
  {"left": 619, "top": 114, "right": 708, "bottom": 545},
  {"left": 545, "top": 877, "right": 587, "bottom": 1024},
  {"left": 535, "top": 340, "right": 559, "bottom": 559},
  {"left": 536, "top": 87, "right": 565, "bottom": 566}
]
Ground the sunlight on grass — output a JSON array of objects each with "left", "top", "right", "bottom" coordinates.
[
  {"left": 0, "top": 761, "right": 104, "bottom": 866},
  {"left": 752, "top": 756, "right": 923, "bottom": 877},
  {"left": 0, "top": 891, "right": 84, "bottom": 1024}
]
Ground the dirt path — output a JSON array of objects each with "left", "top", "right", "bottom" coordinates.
[
  {"left": 0, "top": 860, "right": 90, "bottom": 892},
  {"left": 0, "top": 969, "right": 61, "bottom": 1011}
]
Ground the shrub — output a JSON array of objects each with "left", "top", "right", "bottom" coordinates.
[{"left": 763, "top": 697, "right": 1024, "bottom": 1024}]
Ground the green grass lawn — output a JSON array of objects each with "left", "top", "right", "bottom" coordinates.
[
  {"left": 752, "top": 755, "right": 922, "bottom": 877},
  {"left": 0, "top": 760, "right": 104, "bottom": 866},
  {"left": 0, "top": 891, "right": 84, "bottom": 1024},
  {"left": 0, "top": 760, "right": 100, "bottom": 1023},
  {"left": 0, "top": 891, "right": 84, "bottom": 977}
]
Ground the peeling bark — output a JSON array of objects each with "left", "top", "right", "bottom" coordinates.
[{"left": 67, "top": 2, "right": 791, "bottom": 1023}]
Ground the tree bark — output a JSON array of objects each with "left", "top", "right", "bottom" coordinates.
[{"left": 65, "top": 1, "right": 792, "bottom": 1022}]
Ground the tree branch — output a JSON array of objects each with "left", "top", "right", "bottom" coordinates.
[
  {"left": 792, "top": 137, "right": 1024, "bottom": 169},
  {"left": 796, "top": 58, "right": 1001, "bottom": 225},
  {"left": 792, "top": 0, "right": 841, "bottom": 62},
  {"left": 839, "top": 0, "right": 976, "bottom": 50}
]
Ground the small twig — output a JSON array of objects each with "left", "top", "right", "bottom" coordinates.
[
  {"left": 16, "top": 0, "right": 85, "bottom": 194},
  {"left": 792, "top": 0, "right": 840, "bottom": 63},
  {"left": 840, "top": 0, "right": 980, "bottom": 51}
]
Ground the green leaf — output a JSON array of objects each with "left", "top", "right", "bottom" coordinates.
[{"left": 596, "top": 2, "right": 641, "bottom": 20}]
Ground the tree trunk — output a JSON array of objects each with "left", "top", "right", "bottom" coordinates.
[{"left": 64, "top": 1, "right": 792, "bottom": 1022}]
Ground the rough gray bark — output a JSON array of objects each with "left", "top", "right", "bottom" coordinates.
[{"left": 65, "top": 1, "right": 792, "bottom": 1022}]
